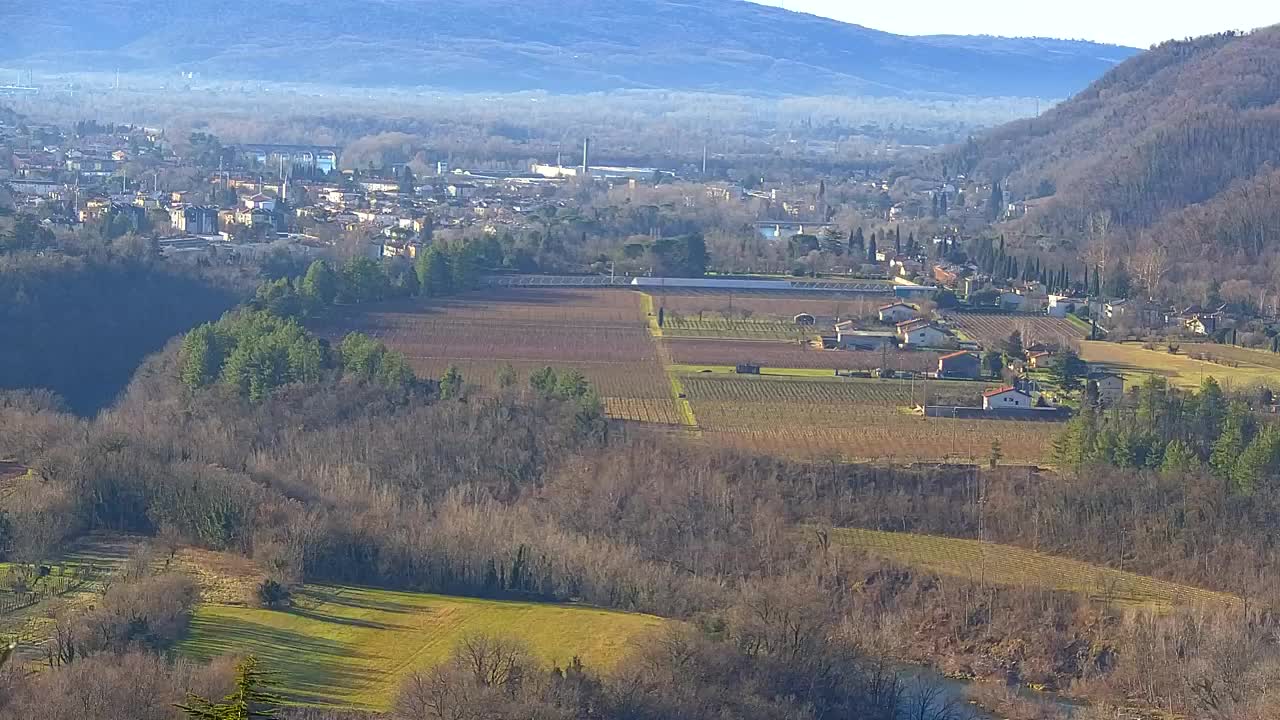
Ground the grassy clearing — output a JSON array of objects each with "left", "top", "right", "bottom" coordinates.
[
  {"left": 1180, "top": 343, "right": 1280, "bottom": 371},
  {"left": 177, "top": 585, "right": 664, "bottom": 710},
  {"left": 1081, "top": 341, "right": 1280, "bottom": 390},
  {"left": 639, "top": 292, "right": 663, "bottom": 337},
  {"left": 829, "top": 528, "right": 1239, "bottom": 611}
]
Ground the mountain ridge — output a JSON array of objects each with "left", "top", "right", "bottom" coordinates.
[
  {"left": 0, "top": 0, "right": 1136, "bottom": 98},
  {"left": 943, "top": 28, "right": 1280, "bottom": 294}
]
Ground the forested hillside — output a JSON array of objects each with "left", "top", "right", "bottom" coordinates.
[
  {"left": 0, "top": 0, "right": 1134, "bottom": 97},
  {"left": 945, "top": 27, "right": 1280, "bottom": 289},
  {"left": 3, "top": 335, "right": 1280, "bottom": 718},
  {"left": 0, "top": 238, "right": 240, "bottom": 414}
]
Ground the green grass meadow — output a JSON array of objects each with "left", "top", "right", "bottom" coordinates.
[{"left": 177, "top": 585, "right": 665, "bottom": 709}]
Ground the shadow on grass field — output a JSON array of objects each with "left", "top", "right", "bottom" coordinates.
[{"left": 177, "top": 585, "right": 666, "bottom": 710}]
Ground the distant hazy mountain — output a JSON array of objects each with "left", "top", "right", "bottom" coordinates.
[{"left": 0, "top": 0, "right": 1135, "bottom": 98}]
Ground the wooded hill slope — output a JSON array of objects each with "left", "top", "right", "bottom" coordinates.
[{"left": 947, "top": 27, "right": 1280, "bottom": 276}]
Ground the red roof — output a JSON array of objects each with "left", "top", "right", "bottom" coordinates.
[
  {"left": 879, "top": 302, "right": 911, "bottom": 310},
  {"left": 939, "top": 351, "right": 975, "bottom": 361},
  {"left": 983, "top": 386, "right": 1025, "bottom": 398}
]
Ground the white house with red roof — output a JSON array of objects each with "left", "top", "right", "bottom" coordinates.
[{"left": 982, "top": 386, "right": 1033, "bottom": 410}]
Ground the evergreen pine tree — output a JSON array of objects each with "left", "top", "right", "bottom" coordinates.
[{"left": 177, "top": 656, "right": 281, "bottom": 719}]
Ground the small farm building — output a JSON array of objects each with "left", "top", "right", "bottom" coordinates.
[{"left": 836, "top": 322, "right": 897, "bottom": 350}]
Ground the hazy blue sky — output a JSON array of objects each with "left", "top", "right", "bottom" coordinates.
[{"left": 751, "top": 1, "right": 1276, "bottom": 47}]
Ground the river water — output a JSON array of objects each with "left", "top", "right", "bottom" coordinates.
[{"left": 900, "top": 665, "right": 1083, "bottom": 719}]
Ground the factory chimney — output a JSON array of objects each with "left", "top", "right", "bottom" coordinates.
[{"left": 581, "top": 137, "right": 591, "bottom": 177}]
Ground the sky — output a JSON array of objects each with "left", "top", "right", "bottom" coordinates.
[{"left": 750, "top": 1, "right": 1277, "bottom": 48}]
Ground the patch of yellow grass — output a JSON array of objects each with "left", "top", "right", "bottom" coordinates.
[
  {"left": 829, "top": 527, "right": 1240, "bottom": 611},
  {"left": 172, "top": 547, "right": 267, "bottom": 606},
  {"left": 177, "top": 585, "right": 665, "bottom": 710},
  {"left": 1081, "top": 341, "right": 1280, "bottom": 391}
]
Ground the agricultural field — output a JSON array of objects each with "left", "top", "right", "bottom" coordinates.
[
  {"left": 308, "top": 288, "right": 1059, "bottom": 463},
  {"left": 703, "top": 423, "right": 1055, "bottom": 465},
  {"left": 410, "top": 357, "right": 671, "bottom": 400},
  {"left": 944, "top": 312, "right": 1087, "bottom": 350},
  {"left": 1081, "top": 340, "right": 1280, "bottom": 391},
  {"left": 829, "top": 528, "right": 1239, "bottom": 611},
  {"left": 681, "top": 374, "right": 990, "bottom": 409},
  {"left": 680, "top": 375, "right": 1053, "bottom": 464},
  {"left": 1190, "top": 343, "right": 1280, "bottom": 370},
  {"left": 665, "top": 339, "right": 940, "bottom": 372},
  {"left": 603, "top": 397, "right": 684, "bottom": 425},
  {"left": 647, "top": 290, "right": 886, "bottom": 325},
  {"left": 658, "top": 318, "right": 817, "bottom": 340},
  {"left": 311, "top": 289, "right": 675, "bottom": 419},
  {"left": 177, "top": 584, "right": 665, "bottom": 710},
  {"left": 0, "top": 535, "right": 142, "bottom": 662}
]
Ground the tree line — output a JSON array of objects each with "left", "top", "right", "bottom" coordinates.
[
  {"left": 178, "top": 309, "right": 417, "bottom": 401},
  {"left": 1054, "top": 375, "right": 1280, "bottom": 493}
]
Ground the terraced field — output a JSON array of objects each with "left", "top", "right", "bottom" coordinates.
[
  {"left": 178, "top": 585, "right": 664, "bottom": 709},
  {"left": 830, "top": 528, "right": 1240, "bottom": 611}
]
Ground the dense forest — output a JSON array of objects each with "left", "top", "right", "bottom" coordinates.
[
  {"left": 942, "top": 27, "right": 1280, "bottom": 302},
  {"left": 0, "top": 218, "right": 242, "bottom": 414}
]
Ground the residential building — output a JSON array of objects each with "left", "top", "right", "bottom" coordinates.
[
  {"left": 447, "top": 183, "right": 477, "bottom": 199},
  {"left": 878, "top": 302, "right": 918, "bottom": 324},
  {"left": 359, "top": 179, "right": 401, "bottom": 194},
  {"left": 1089, "top": 372, "right": 1125, "bottom": 405},
  {"left": 1027, "top": 351, "right": 1058, "bottom": 370},
  {"left": 234, "top": 207, "right": 275, "bottom": 228},
  {"left": 983, "top": 386, "right": 1033, "bottom": 410},
  {"left": 169, "top": 205, "right": 220, "bottom": 235},
  {"left": 326, "top": 190, "right": 363, "bottom": 206},
  {"left": 932, "top": 264, "right": 960, "bottom": 287},
  {"left": 1047, "top": 294, "right": 1086, "bottom": 318},
  {"left": 897, "top": 320, "right": 955, "bottom": 348},
  {"left": 1186, "top": 314, "right": 1218, "bottom": 336},
  {"left": 937, "top": 351, "right": 982, "bottom": 379},
  {"left": 243, "top": 194, "right": 277, "bottom": 212},
  {"left": 5, "top": 179, "right": 62, "bottom": 197}
]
